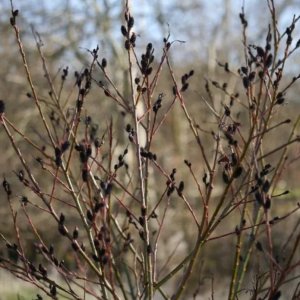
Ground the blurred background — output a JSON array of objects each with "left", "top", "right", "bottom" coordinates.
[{"left": 0, "top": 0, "right": 300, "bottom": 298}]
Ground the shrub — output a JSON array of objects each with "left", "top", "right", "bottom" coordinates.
[{"left": 1, "top": 1, "right": 300, "bottom": 299}]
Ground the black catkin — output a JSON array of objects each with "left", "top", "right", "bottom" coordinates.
[
  {"left": 128, "top": 16, "right": 134, "bottom": 29},
  {"left": 256, "top": 46, "right": 265, "bottom": 57},
  {"left": 101, "top": 58, "right": 107, "bottom": 68},
  {"left": 233, "top": 166, "right": 243, "bottom": 178},
  {"left": 3, "top": 179, "right": 12, "bottom": 196},
  {"left": 0, "top": 100, "right": 5, "bottom": 113},
  {"left": 177, "top": 181, "right": 184, "bottom": 196},
  {"left": 265, "top": 54, "right": 273, "bottom": 68},
  {"left": 243, "top": 77, "right": 250, "bottom": 89}
]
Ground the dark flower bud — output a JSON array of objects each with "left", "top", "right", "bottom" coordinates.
[
  {"left": 84, "top": 68, "right": 89, "bottom": 76},
  {"left": 0, "top": 100, "right": 5, "bottom": 113},
  {"left": 39, "top": 264, "right": 47, "bottom": 277},
  {"left": 82, "top": 169, "right": 88, "bottom": 182},
  {"left": 249, "top": 71, "right": 256, "bottom": 82},
  {"left": 172, "top": 85, "right": 177, "bottom": 95},
  {"left": 146, "top": 42, "right": 153, "bottom": 52},
  {"left": 13, "top": 10, "right": 19, "bottom": 17},
  {"left": 98, "top": 248, "right": 106, "bottom": 257},
  {"left": 59, "top": 213, "right": 65, "bottom": 224},
  {"left": 239, "top": 13, "right": 248, "bottom": 27},
  {"left": 128, "top": 16, "right": 134, "bottom": 29},
  {"left": 241, "top": 66, "right": 248, "bottom": 75},
  {"left": 231, "top": 153, "right": 238, "bottom": 166},
  {"left": 58, "top": 224, "right": 68, "bottom": 236},
  {"left": 62, "top": 67, "right": 69, "bottom": 80},
  {"left": 181, "top": 83, "right": 189, "bottom": 92},
  {"left": 202, "top": 173, "right": 208, "bottom": 185},
  {"left": 94, "top": 201, "right": 104, "bottom": 213},
  {"left": 2, "top": 179, "right": 12, "bottom": 196},
  {"left": 50, "top": 284, "right": 56, "bottom": 297},
  {"left": 55, "top": 156, "right": 62, "bottom": 167},
  {"left": 121, "top": 25, "right": 127, "bottom": 36},
  {"left": 235, "top": 226, "right": 240, "bottom": 235},
  {"left": 85, "top": 116, "right": 92, "bottom": 126},
  {"left": 272, "top": 291, "right": 281, "bottom": 300},
  {"left": 75, "top": 143, "right": 84, "bottom": 152},
  {"left": 53, "top": 257, "right": 59, "bottom": 266},
  {"left": 256, "top": 46, "right": 265, "bottom": 57},
  {"left": 139, "top": 230, "right": 145, "bottom": 241},
  {"left": 73, "top": 227, "right": 79, "bottom": 239},
  {"left": 140, "top": 149, "right": 147, "bottom": 158},
  {"left": 125, "top": 124, "right": 131, "bottom": 132},
  {"left": 94, "top": 238, "right": 100, "bottom": 248},
  {"left": 17, "top": 170, "right": 24, "bottom": 182},
  {"left": 61, "top": 141, "right": 70, "bottom": 153},
  {"left": 54, "top": 147, "right": 62, "bottom": 166},
  {"left": 181, "top": 74, "right": 188, "bottom": 84},
  {"left": 92, "top": 254, "right": 99, "bottom": 262},
  {"left": 256, "top": 241, "right": 263, "bottom": 252},
  {"left": 29, "top": 263, "right": 37, "bottom": 273},
  {"left": 79, "top": 149, "right": 88, "bottom": 163},
  {"left": 10, "top": 17, "right": 15, "bottom": 26},
  {"left": 184, "top": 160, "right": 192, "bottom": 167},
  {"left": 264, "top": 196, "right": 271, "bottom": 210},
  {"left": 233, "top": 166, "right": 243, "bottom": 178},
  {"left": 125, "top": 40, "right": 130, "bottom": 50},
  {"left": 265, "top": 54, "right": 273, "bottom": 68},
  {"left": 94, "top": 138, "right": 102, "bottom": 148},
  {"left": 177, "top": 181, "right": 184, "bottom": 196},
  {"left": 222, "top": 171, "right": 230, "bottom": 184},
  {"left": 275, "top": 96, "right": 285, "bottom": 105},
  {"left": 87, "top": 209, "right": 94, "bottom": 222},
  {"left": 101, "top": 58, "right": 107, "bottom": 68},
  {"left": 141, "top": 87, "right": 147, "bottom": 94},
  {"left": 242, "top": 77, "right": 249, "bottom": 89},
  {"left": 139, "top": 216, "right": 144, "bottom": 226},
  {"left": 72, "top": 241, "right": 79, "bottom": 251},
  {"left": 286, "top": 33, "right": 293, "bottom": 45},
  {"left": 224, "top": 62, "right": 229, "bottom": 72},
  {"left": 49, "top": 244, "right": 54, "bottom": 255},
  {"left": 86, "top": 145, "right": 92, "bottom": 157},
  {"left": 130, "top": 32, "right": 136, "bottom": 44},
  {"left": 101, "top": 255, "right": 108, "bottom": 265},
  {"left": 146, "top": 67, "right": 152, "bottom": 76},
  {"left": 262, "top": 180, "right": 270, "bottom": 193},
  {"left": 224, "top": 105, "right": 231, "bottom": 116},
  {"left": 21, "top": 196, "right": 28, "bottom": 206},
  {"left": 266, "top": 30, "right": 272, "bottom": 43},
  {"left": 104, "top": 182, "right": 112, "bottom": 196},
  {"left": 54, "top": 147, "right": 61, "bottom": 157},
  {"left": 167, "top": 185, "right": 175, "bottom": 196},
  {"left": 255, "top": 191, "right": 263, "bottom": 205},
  {"left": 141, "top": 206, "right": 146, "bottom": 217}
]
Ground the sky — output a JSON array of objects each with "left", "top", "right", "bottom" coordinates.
[{"left": 1, "top": 0, "right": 299, "bottom": 70}]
